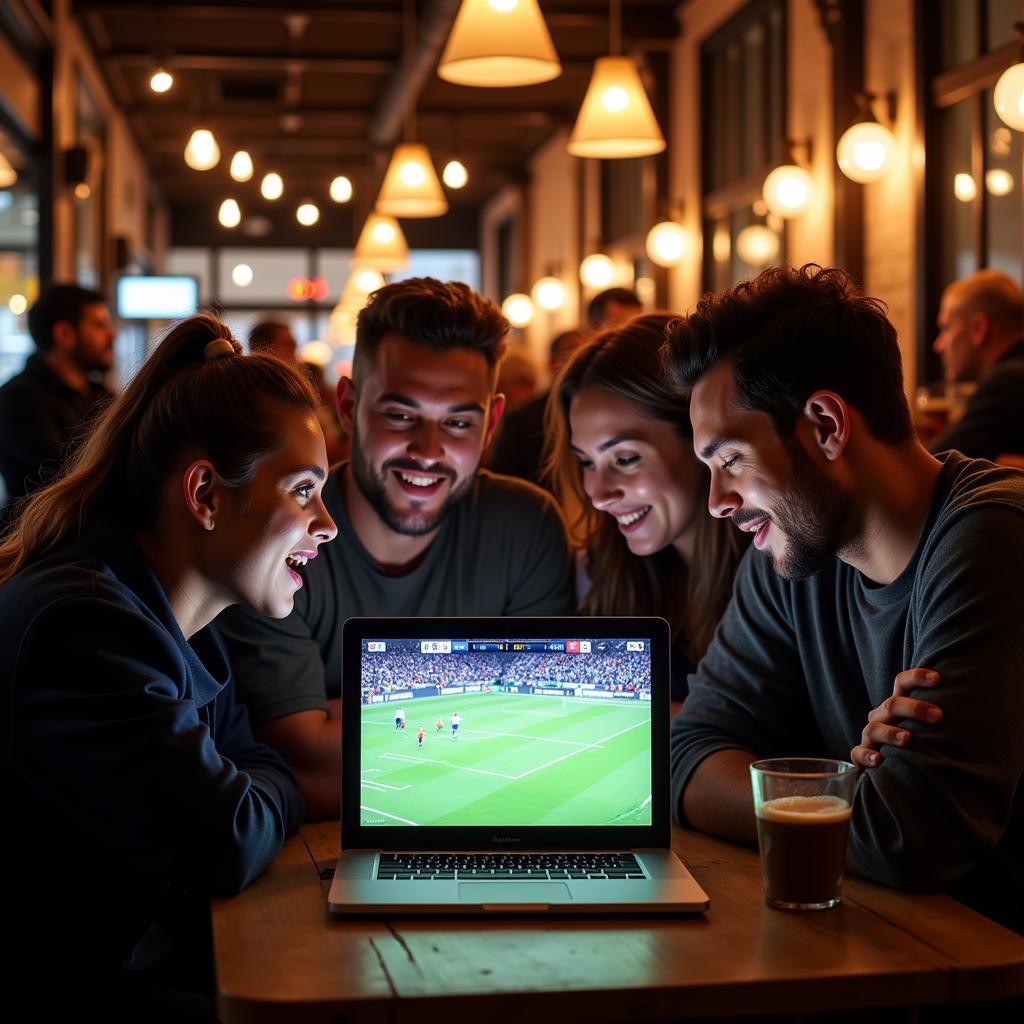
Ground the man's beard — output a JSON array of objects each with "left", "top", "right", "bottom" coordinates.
[
  {"left": 349, "top": 427, "right": 475, "bottom": 537},
  {"left": 746, "top": 439, "right": 854, "bottom": 581}
]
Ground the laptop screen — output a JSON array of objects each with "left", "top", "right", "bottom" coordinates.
[{"left": 358, "top": 635, "right": 652, "bottom": 829}]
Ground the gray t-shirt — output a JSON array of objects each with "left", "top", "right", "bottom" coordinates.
[
  {"left": 671, "top": 452, "right": 1024, "bottom": 930},
  {"left": 218, "top": 465, "right": 574, "bottom": 724}
]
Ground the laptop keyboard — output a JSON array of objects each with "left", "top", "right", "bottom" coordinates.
[{"left": 376, "top": 853, "right": 645, "bottom": 880}]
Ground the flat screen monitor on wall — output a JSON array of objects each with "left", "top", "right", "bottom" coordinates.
[{"left": 116, "top": 275, "right": 199, "bottom": 320}]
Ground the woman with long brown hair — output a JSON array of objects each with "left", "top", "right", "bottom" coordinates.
[
  {"left": 547, "top": 313, "right": 747, "bottom": 705},
  {"left": 1, "top": 313, "right": 336, "bottom": 1019}
]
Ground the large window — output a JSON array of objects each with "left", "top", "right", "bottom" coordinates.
[
  {"left": 923, "top": 0, "right": 1024, "bottom": 380},
  {"left": 701, "top": 0, "right": 786, "bottom": 291}
]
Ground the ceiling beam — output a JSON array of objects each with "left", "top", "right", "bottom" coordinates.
[{"left": 106, "top": 52, "right": 393, "bottom": 74}]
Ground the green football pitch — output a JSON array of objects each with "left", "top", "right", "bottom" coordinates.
[{"left": 360, "top": 691, "right": 651, "bottom": 827}]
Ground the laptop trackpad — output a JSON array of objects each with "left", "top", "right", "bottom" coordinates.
[{"left": 459, "top": 881, "right": 571, "bottom": 903}]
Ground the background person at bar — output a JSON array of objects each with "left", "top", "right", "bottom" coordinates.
[
  {"left": 218, "top": 278, "right": 573, "bottom": 819},
  {"left": 930, "top": 269, "right": 1024, "bottom": 462},
  {"left": 0, "top": 314, "right": 335, "bottom": 1018},
  {"left": 663, "top": 265, "right": 1024, "bottom": 933},
  {"left": 0, "top": 283, "right": 115, "bottom": 519},
  {"left": 547, "top": 314, "right": 746, "bottom": 705}
]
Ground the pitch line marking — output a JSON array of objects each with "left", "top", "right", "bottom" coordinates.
[
  {"left": 511, "top": 719, "right": 649, "bottom": 780},
  {"left": 361, "top": 778, "right": 412, "bottom": 792},
  {"left": 380, "top": 751, "right": 517, "bottom": 780},
  {"left": 360, "top": 805, "right": 419, "bottom": 826}
]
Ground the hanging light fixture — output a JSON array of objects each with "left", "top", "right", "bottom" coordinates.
[
  {"left": 377, "top": 1, "right": 448, "bottom": 218},
  {"left": 579, "top": 252, "right": 615, "bottom": 288},
  {"left": 762, "top": 163, "right": 813, "bottom": 219},
  {"left": 260, "top": 172, "right": 284, "bottom": 200},
  {"left": 994, "top": 23, "right": 1024, "bottom": 131},
  {"left": 954, "top": 173, "right": 977, "bottom": 203},
  {"left": 645, "top": 220, "right": 688, "bottom": 268},
  {"left": 296, "top": 201, "right": 320, "bottom": 226},
  {"left": 377, "top": 143, "right": 449, "bottom": 217},
  {"left": 438, "top": 0, "right": 561, "bottom": 88},
  {"left": 229, "top": 151, "right": 254, "bottom": 182},
  {"left": 568, "top": 0, "right": 665, "bottom": 159},
  {"left": 329, "top": 175, "right": 353, "bottom": 203},
  {"left": 353, "top": 265, "right": 386, "bottom": 294},
  {"left": 836, "top": 94, "right": 897, "bottom": 184},
  {"left": 502, "top": 293, "right": 534, "bottom": 328},
  {"left": 443, "top": 160, "right": 469, "bottom": 189},
  {"left": 353, "top": 212, "right": 410, "bottom": 271},
  {"left": 218, "top": 198, "right": 241, "bottom": 228},
  {"left": 531, "top": 276, "right": 566, "bottom": 311},
  {"left": 184, "top": 128, "right": 220, "bottom": 171},
  {"left": 150, "top": 67, "right": 173, "bottom": 93}
]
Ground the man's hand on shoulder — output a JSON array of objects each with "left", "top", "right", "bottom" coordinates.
[{"left": 850, "top": 667, "right": 942, "bottom": 769}]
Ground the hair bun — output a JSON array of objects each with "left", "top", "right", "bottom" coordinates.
[{"left": 204, "top": 337, "right": 241, "bottom": 361}]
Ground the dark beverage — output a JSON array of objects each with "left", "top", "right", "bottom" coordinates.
[{"left": 755, "top": 795, "right": 852, "bottom": 909}]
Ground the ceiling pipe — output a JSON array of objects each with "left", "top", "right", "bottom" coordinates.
[{"left": 369, "top": 0, "right": 461, "bottom": 148}]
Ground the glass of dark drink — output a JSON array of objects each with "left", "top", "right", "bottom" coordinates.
[{"left": 749, "top": 758, "right": 858, "bottom": 910}]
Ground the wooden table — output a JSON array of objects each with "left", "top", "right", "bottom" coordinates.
[{"left": 212, "top": 822, "right": 1024, "bottom": 1023}]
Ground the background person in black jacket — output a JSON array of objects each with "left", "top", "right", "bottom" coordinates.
[
  {"left": 0, "top": 313, "right": 336, "bottom": 1021},
  {"left": 0, "top": 283, "right": 115, "bottom": 518}
]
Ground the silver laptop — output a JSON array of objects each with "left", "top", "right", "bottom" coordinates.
[{"left": 328, "top": 616, "right": 710, "bottom": 915}]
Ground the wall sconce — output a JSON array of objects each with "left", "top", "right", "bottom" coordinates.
[
  {"left": 762, "top": 142, "right": 813, "bottom": 219},
  {"left": 836, "top": 93, "right": 896, "bottom": 183},
  {"left": 502, "top": 293, "right": 535, "bottom": 328},
  {"left": 994, "top": 21, "right": 1024, "bottom": 130},
  {"left": 645, "top": 219, "right": 688, "bottom": 267},
  {"left": 579, "top": 252, "right": 615, "bottom": 288},
  {"left": 736, "top": 224, "right": 779, "bottom": 267},
  {"left": 532, "top": 275, "right": 566, "bottom": 311},
  {"left": 986, "top": 169, "right": 1015, "bottom": 196},
  {"left": 953, "top": 173, "right": 977, "bottom": 203}
]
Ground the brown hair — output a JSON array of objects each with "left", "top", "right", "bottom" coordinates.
[
  {"left": 546, "top": 314, "right": 746, "bottom": 661},
  {"left": 353, "top": 277, "right": 508, "bottom": 385},
  {"left": 0, "top": 313, "right": 319, "bottom": 585}
]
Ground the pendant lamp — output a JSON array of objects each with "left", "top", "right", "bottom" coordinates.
[
  {"left": 376, "top": 143, "right": 448, "bottom": 218},
  {"left": 354, "top": 213, "right": 410, "bottom": 271},
  {"left": 438, "top": 0, "right": 561, "bottom": 88}
]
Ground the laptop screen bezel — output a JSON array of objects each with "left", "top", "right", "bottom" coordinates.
[{"left": 342, "top": 615, "right": 671, "bottom": 851}]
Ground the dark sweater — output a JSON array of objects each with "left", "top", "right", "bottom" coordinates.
[
  {"left": 671, "top": 453, "right": 1024, "bottom": 932},
  {"left": 1, "top": 519, "right": 304, "bottom": 1012}
]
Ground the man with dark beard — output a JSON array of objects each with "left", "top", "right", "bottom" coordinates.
[
  {"left": 662, "top": 265, "right": 1024, "bottom": 933},
  {"left": 218, "top": 278, "right": 573, "bottom": 816}
]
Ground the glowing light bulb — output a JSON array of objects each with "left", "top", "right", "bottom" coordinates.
[
  {"left": 531, "top": 276, "right": 566, "bottom": 311},
  {"left": 985, "top": 169, "right": 1014, "bottom": 196},
  {"left": 218, "top": 198, "right": 241, "bottom": 228},
  {"left": 8, "top": 293, "right": 27, "bottom": 316},
  {"left": 399, "top": 161, "right": 426, "bottom": 187},
  {"left": 354, "top": 267, "right": 385, "bottom": 293},
  {"left": 260, "top": 172, "right": 283, "bottom": 200},
  {"left": 229, "top": 151, "right": 253, "bottom": 182},
  {"left": 994, "top": 62, "right": 1024, "bottom": 131},
  {"left": 149, "top": 68, "right": 173, "bottom": 93},
  {"left": 735, "top": 225, "right": 779, "bottom": 266},
  {"left": 645, "top": 221, "right": 688, "bottom": 267},
  {"left": 184, "top": 128, "right": 220, "bottom": 171},
  {"left": 329, "top": 176, "right": 353, "bottom": 203},
  {"left": 579, "top": 253, "right": 615, "bottom": 288},
  {"left": 231, "top": 263, "right": 253, "bottom": 287},
  {"left": 488, "top": 0, "right": 518, "bottom": 12},
  {"left": 836, "top": 121, "right": 896, "bottom": 183},
  {"left": 501, "top": 293, "right": 534, "bottom": 328},
  {"left": 442, "top": 160, "right": 468, "bottom": 189},
  {"left": 762, "top": 165, "right": 813, "bottom": 219},
  {"left": 602, "top": 86, "right": 629, "bottom": 113},
  {"left": 296, "top": 202, "right": 320, "bottom": 226},
  {"left": 954, "top": 173, "right": 977, "bottom": 202},
  {"left": 372, "top": 221, "right": 396, "bottom": 244}
]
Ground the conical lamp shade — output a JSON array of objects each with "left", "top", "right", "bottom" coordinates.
[
  {"left": 438, "top": 0, "right": 561, "bottom": 88},
  {"left": 567, "top": 56, "right": 666, "bottom": 159},
  {"left": 376, "top": 143, "right": 448, "bottom": 218},
  {"left": 354, "top": 212, "right": 410, "bottom": 271}
]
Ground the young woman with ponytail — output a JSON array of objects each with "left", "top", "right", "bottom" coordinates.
[{"left": 1, "top": 313, "right": 337, "bottom": 1019}]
